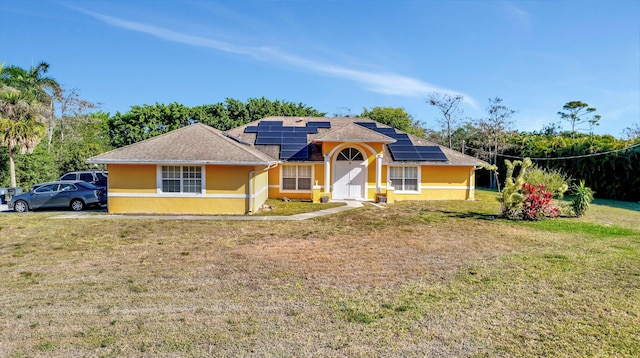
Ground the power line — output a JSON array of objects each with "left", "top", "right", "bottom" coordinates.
[{"left": 464, "top": 142, "right": 640, "bottom": 161}]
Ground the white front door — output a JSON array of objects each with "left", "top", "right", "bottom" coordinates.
[{"left": 333, "top": 148, "right": 365, "bottom": 200}]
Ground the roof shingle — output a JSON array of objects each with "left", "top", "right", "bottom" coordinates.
[{"left": 88, "top": 123, "right": 277, "bottom": 165}]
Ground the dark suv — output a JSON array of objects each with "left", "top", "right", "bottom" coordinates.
[{"left": 60, "top": 170, "right": 108, "bottom": 187}]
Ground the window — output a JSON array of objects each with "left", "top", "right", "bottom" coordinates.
[
  {"left": 390, "top": 166, "right": 419, "bottom": 192},
  {"left": 161, "top": 166, "right": 202, "bottom": 193},
  {"left": 79, "top": 173, "right": 94, "bottom": 182},
  {"left": 34, "top": 184, "right": 59, "bottom": 193},
  {"left": 336, "top": 148, "right": 364, "bottom": 161},
  {"left": 59, "top": 183, "right": 76, "bottom": 192},
  {"left": 282, "top": 165, "right": 312, "bottom": 191}
]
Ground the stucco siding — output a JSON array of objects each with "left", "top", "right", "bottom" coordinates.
[
  {"left": 386, "top": 165, "right": 475, "bottom": 202},
  {"left": 108, "top": 164, "right": 156, "bottom": 193},
  {"left": 421, "top": 165, "right": 474, "bottom": 200},
  {"left": 107, "top": 196, "right": 248, "bottom": 215},
  {"left": 105, "top": 163, "right": 272, "bottom": 214},
  {"left": 206, "top": 165, "right": 248, "bottom": 194}
]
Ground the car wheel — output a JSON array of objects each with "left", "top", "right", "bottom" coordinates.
[
  {"left": 14, "top": 200, "right": 29, "bottom": 213},
  {"left": 70, "top": 199, "right": 84, "bottom": 211}
]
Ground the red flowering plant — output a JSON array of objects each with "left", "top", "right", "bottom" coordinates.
[{"left": 521, "top": 183, "right": 559, "bottom": 220}]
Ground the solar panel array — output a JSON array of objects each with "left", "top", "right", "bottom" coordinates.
[
  {"left": 244, "top": 121, "right": 331, "bottom": 160},
  {"left": 355, "top": 122, "right": 448, "bottom": 162}
]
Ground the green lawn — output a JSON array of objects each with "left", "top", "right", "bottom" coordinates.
[{"left": 1, "top": 189, "right": 638, "bottom": 356}]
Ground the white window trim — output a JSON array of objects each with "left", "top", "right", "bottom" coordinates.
[
  {"left": 280, "top": 164, "right": 314, "bottom": 193},
  {"left": 156, "top": 165, "right": 206, "bottom": 196},
  {"left": 387, "top": 165, "right": 421, "bottom": 193}
]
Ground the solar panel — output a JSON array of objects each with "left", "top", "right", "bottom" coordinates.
[
  {"left": 377, "top": 128, "right": 397, "bottom": 135},
  {"left": 420, "top": 153, "right": 447, "bottom": 161},
  {"left": 258, "top": 121, "right": 283, "bottom": 127},
  {"left": 244, "top": 126, "right": 260, "bottom": 133},
  {"left": 355, "top": 122, "right": 448, "bottom": 162},
  {"left": 391, "top": 133, "right": 409, "bottom": 139},
  {"left": 257, "top": 132, "right": 282, "bottom": 139},
  {"left": 280, "top": 145, "right": 309, "bottom": 160},
  {"left": 390, "top": 153, "right": 419, "bottom": 161},
  {"left": 354, "top": 121, "right": 377, "bottom": 128},
  {"left": 388, "top": 144, "right": 421, "bottom": 161},
  {"left": 388, "top": 145, "right": 418, "bottom": 152},
  {"left": 307, "top": 121, "right": 331, "bottom": 128},
  {"left": 416, "top": 146, "right": 448, "bottom": 161},
  {"left": 255, "top": 136, "right": 283, "bottom": 145},
  {"left": 293, "top": 127, "right": 316, "bottom": 134},
  {"left": 285, "top": 136, "right": 308, "bottom": 145}
]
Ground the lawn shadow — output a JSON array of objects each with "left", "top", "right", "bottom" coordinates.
[
  {"left": 591, "top": 198, "right": 640, "bottom": 212},
  {"left": 439, "top": 210, "right": 500, "bottom": 221}
]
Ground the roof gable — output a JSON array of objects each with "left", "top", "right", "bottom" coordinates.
[
  {"left": 313, "top": 123, "right": 396, "bottom": 143},
  {"left": 88, "top": 123, "right": 277, "bottom": 165}
]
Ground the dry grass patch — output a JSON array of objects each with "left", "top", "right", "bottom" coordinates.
[{"left": 1, "top": 191, "right": 638, "bottom": 356}]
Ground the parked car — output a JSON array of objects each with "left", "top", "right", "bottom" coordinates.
[
  {"left": 60, "top": 170, "right": 108, "bottom": 187},
  {"left": 8, "top": 181, "right": 107, "bottom": 212}
]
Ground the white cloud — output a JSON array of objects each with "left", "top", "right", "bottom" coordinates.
[
  {"left": 71, "top": 6, "right": 475, "bottom": 105},
  {"left": 501, "top": 1, "right": 532, "bottom": 28}
]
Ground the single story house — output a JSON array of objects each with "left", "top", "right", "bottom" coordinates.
[{"left": 88, "top": 117, "right": 486, "bottom": 215}]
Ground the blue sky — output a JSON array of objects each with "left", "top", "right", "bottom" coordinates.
[{"left": 1, "top": 0, "right": 638, "bottom": 137}]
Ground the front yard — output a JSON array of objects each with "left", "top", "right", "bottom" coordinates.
[{"left": 1, "top": 189, "right": 638, "bottom": 356}]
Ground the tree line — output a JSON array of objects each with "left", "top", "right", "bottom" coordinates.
[
  {"left": 1, "top": 61, "right": 639, "bottom": 201},
  {"left": 423, "top": 94, "right": 639, "bottom": 201}
]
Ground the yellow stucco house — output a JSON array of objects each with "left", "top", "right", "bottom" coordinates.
[{"left": 88, "top": 117, "right": 485, "bottom": 215}]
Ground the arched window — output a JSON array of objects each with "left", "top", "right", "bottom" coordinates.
[{"left": 336, "top": 148, "right": 364, "bottom": 161}]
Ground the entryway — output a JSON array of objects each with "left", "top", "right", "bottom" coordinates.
[{"left": 332, "top": 148, "right": 365, "bottom": 200}]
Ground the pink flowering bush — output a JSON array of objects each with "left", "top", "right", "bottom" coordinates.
[{"left": 521, "top": 183, "right": 559, "bottom": 220}]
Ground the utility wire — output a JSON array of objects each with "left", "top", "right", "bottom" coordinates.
[{"left": 464, "top": 142, "right": 640, "bottom": 161}]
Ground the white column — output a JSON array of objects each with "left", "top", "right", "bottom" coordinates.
[
  {"left": 375, "top": 154, "right": 383, "bottom": 193},
  {"left": 469, "top": 168, "right": 475, "bottom": 200},
  {"left": 324, "top": 154, "right": 331, "bottom": 193}
]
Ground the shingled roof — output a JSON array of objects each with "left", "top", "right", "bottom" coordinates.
[{"left": 88, "top": 123, "right": 277, "bottom": 165}]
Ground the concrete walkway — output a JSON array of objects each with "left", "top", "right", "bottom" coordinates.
[{"left": 50, "top": 200, "right": 364, "bottom": 221}]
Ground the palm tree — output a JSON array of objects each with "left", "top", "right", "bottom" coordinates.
[
  {"left": 0, "top": 61, "right": 60, "bottom": 104},
  {"left": 1, "top": 62, "right": 61, "bottom": 148},
  {"left": 0, "top": 89, "right": 47, "bottom": 188}
]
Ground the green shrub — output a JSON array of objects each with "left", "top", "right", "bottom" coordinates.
[
  {"left": 498, "top": 158, "right": 532, "bottom": 219},
  {"left": 570, "top": 180, "right": 594, "bottom": 217},
  {"left": 524, "top": 165, "right": 570, "bottom": 198}
]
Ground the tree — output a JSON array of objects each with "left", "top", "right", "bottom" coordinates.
[
  {"left": 504, "top": 132, "right": 640, "bottom": 201},
  {"left": 427, "top": 93, "right": 464, "bottom": 148},
  {"left": 106, "top": 102, "right": 193, "bottom": 147},
  {"left": 0, "top": 62, "right": 60, "bottom": 188},
  {"left": 358, "top": 106, "right": 426, "bottom": 137},
  {"left": 106, "top": 98, "right": 326, "bottom": 147},
  {"left": 245, "top": 97, "right": 324, "bottom": 122},
  {"left": 557, "top": 101, "right": 601, "bottom": 137},
  {"left": 1, "top": 62, "right": 60, "bottom": 131},
  {"left": 0, "top": 90, "right": 47, "bottom": 187},
  {"left": 622, "top": 122, "right": 640, "bottom": 140},
  {"left": 49, "top": 87, "right": 97, "bottom": 148},
  {"left": 478, "top": 97, "right": 516, "bottom": 188},
  {"left": 0, "top": 61, "right": 60, "bottom": 104}
]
